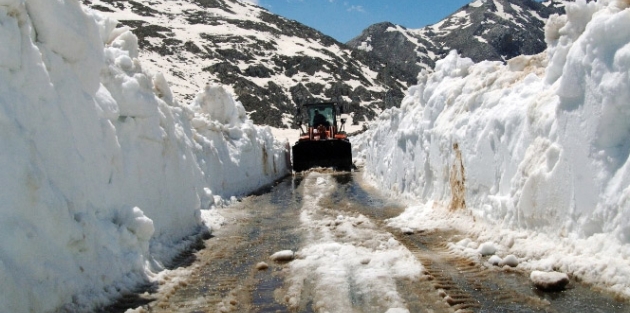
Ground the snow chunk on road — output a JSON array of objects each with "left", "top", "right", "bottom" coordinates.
[
  {"left": 270, "top": 250, "right": 295, "bottom": 262},
  {"left": 488, "top": 254, "right": 518, "bottom": 267},
  {"left": 489, "top": 255, "right": 502, "bottom": 266},
  {"left": 530, "top": 271, "right": 570, "bottom": 291},
  {"left": 256, "top": 262, "right": 269, "bottom": 270},
  {"left": 501, "top": 255, "right": 519, "bottom": 267},
  {"left": 479, "top": 242, "right": 497, "bottom": 256}
]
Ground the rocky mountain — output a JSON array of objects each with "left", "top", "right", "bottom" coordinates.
[
  {"left": 81, "top": 0, "right": 564, "bottom": 128},
  {"left": 347, "top": 0, "right": 566, "bottom": 86},
  {"left": 81, "top": 0, "right": 405, "bottom": 128}
]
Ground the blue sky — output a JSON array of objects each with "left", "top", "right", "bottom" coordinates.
[{"left": 250, "top": 0, "right": 473, "bottom": 43}]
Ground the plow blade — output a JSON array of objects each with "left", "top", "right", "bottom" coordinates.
[{"left": 292, "top": 140, "right": 352, "bottom": 172}]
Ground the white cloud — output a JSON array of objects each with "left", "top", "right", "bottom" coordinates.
[{"left": 347, "top": 5, "right": 365, "bottom": 13}]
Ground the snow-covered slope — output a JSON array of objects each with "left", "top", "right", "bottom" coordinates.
[
  {"left": 355, "top": 0, "right": 630, "bottom": 298},
  {"left": 0, "top": 1, "right": 288, "bottom": 312},
  {"left": 80, "top": 0, "right": 403, "bottom": 128}
]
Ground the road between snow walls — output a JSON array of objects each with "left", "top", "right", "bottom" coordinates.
[
  {"left": 103, "top": 171, "right": 628, "bottom": 312},
  {"left": 126, "top": 172, "right": 433, "bottom": 313},
  {"left": 0, "top": 1, "right": 289, "bottom": 312}
]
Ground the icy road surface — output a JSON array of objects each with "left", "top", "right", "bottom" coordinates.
[{"left": 111, "top": 172, "right": 629, "bottom": 313}]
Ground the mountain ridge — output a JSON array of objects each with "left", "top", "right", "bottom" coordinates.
[
  {"left": 83, "top": 0, "right": 406, "bottom": 128},
  {"left": 347, "top": 0, "right": 566, "bottom": 86},
  {"left": 82, "top": 0, "right": 564, "bottom": 128}
]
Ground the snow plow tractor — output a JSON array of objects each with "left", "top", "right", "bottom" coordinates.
[{"left": 292, "top": 102, "right": 352, "bottom": 172}]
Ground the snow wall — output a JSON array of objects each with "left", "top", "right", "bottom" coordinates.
[
  {"left": 0, "top": 1, "right": 289, "bottom": 312},
  {"left": 355, "top": 0, "right": 630, "bottom": 296}
]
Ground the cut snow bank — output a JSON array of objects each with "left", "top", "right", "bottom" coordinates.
[
  {"left": 0, "top": 1, "right": 288, "bottom": 312},
  {"left": 354, "top": 0, "right": 630, "bottom": 298}
]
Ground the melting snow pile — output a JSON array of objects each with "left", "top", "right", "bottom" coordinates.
[
  {"left": 284, "top": 173, "right": 423, "bottom": 313},
  {"left": 355, "top": 0, "right": 630, "bottom": 298},
  {"left": 0, "top": 1, "right": 288, "bottom": 312}
]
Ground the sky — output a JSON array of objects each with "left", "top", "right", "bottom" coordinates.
[{"left": 250, "top": 0, "right": 474, "bottom": 43}]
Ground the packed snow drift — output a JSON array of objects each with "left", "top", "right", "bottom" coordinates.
[
  {"left": 0, "top": 1, "right": 288, "bottom": 312},
  {"left": 355, "top": 0, "right": 630, "bottom": 298}
]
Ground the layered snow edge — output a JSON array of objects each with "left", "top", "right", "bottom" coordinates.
[
  {"left": 0, "top": 0, "right": 289, "bottom": 312},
  {"left": 355, "top": 0, "right": 630, "bottom": 298}
]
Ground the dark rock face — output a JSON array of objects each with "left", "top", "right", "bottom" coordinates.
[
  {"left": 83, "top": 0, "right": 564, "bottom": 128},
  {"left": 433, "top": 0, "right": 560, "bottom": 62},
  {"left": 347, "top": 22, "right": 432, "bottom": 87},
  {"left": 347, "top": 0, "right": 566, "bottom": 87},
  {"left": 82, "top": 0, "right": 402, "bottom": 128}
]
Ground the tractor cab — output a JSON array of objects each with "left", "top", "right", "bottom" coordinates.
[{"left": 300, "top": 103, "right": 342, "bottom": 140}]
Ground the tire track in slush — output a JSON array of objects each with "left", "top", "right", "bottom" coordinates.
[
  {"left": 134, "top": 178, "right": 304, "bottom": 313},
  {"left": 391, "top": 229, "right": 629, "bottom": 313}
]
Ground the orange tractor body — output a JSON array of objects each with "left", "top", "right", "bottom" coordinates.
[{"left": 292, "top": 102, "right": 352, "bottom": 172}]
